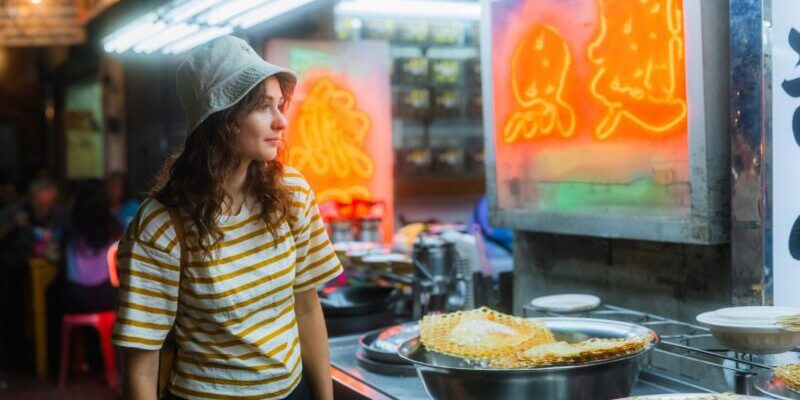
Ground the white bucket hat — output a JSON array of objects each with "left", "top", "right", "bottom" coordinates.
[{"left": 176, "top": 35, "right": 298, "bottom": 134}]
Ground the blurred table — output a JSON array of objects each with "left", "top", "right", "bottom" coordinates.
[{"left": 29, "top": 258, "right": 58, "bottom": 378}]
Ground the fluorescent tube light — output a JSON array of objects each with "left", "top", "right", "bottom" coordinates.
[
  {"left": 134, "top": 23, "right": 200, "bottom": 53},
  {"left": 334, "top": 0, "right": 481, "bottom": 21},
  {"left": 163, "top": 0, "right": 228, "bottom": 23},
  {"left": 162, "top": 26, "right": 234, "bottom": 54},
  {"left": 196, "top": 0, "right": 274, "bottom": 25},
  {"left": 231, "top": 0, "right": 318, "bottom": 29},
  {"left": 104, "top": 18, "right": 167, "bottom": 53}
]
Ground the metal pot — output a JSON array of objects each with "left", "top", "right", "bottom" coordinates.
[
  {"left": 397, "top": 317, "right": 658, "bottom": 400},
  {"left": 413, "top": 236, "right": 457, "bottom": 279},
  {"left": 358, "top": 217, "right": 382, "bottom": 243}
]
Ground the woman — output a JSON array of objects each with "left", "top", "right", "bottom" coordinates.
[
  {"left": 61, "top": 180, "right": 121, "bottom": 313},
  {"left": 113, "top": 36, "right": 342, "bottom": 400}
]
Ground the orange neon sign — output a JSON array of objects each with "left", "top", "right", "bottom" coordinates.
[
  {"left": 268, "top": 40, "right": 394, "bottom": 242},
  {"left": 499, "top": 0, "right": 687, "bottom": 143},
  {"left": 504, "top": 25, "right": 576, "bottom": 143},
  {"left": 588, "top": 0, "right": 687, "bottom": 140},
  {"left": 288, "top": 77, "right": 376, "bottom": 204},
  {"left": 490, "top": 0, "right": 690, "bottom": 213}
]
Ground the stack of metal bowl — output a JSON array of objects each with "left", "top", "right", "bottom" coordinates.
[{"left": 397, "top": 317, "right": 658, "bottom": 400}]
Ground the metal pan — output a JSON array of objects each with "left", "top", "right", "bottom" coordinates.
[
  {"left": 398, "top": 317, "right": 658, "bottom": 400},
  {"left": 359, "top": 322, "right": 419, "bottom": 364},
  {"left": 319, "top": 285, "right": 400, "bottom": 317},
  {"left": 355, "top": 348, "right": 418, "bottom": 377},
  {"left": 753, "top": 368, "right": 800, "bottom": 400}
]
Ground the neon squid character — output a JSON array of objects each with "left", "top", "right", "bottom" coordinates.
[
  {"left": 588, "top": 0, "right": 687, "bottom": 140},
  {"left": 503, "top": 25, "right": 577, "bottom": 143}
]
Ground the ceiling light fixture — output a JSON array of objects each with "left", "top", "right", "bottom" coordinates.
[
  {"left": 334, "top": 0, "right": 481, "bottom": 21},
  {"left": 195, "top": 0, "right": 274, "bottom": 25},
  {"left": 162, "top": 0, "right": 228, "bottom": 23},
  {"left": 231, "top": 0, "right": 318, "bottom": 29},
  {"left": 162, "top": 25, "right": 233, "bottom": 54},
  {"left": 133, "top": 23, "right": 200, "bottom": 53},
  {"left": 102, "top": 0, "right": 321, "bottom": 55}
]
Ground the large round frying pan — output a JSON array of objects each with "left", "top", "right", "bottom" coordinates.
[{"left": 319, "top": 285, "right": 401, "bottom": 317}]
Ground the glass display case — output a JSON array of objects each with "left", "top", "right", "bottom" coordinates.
[
  {"left": 336, "top": 17, "right": 485, "bottom": 195},
  {"left": 480, "top": 0, "right": 729, "bottom": 243}
]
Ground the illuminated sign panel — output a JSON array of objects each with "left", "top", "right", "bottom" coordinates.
[
  {"left": 267, "top": 40, "right": 394, "bottom": 242},
  {"left": 491, "top": 0, "right": 690, "bottom": 215}
]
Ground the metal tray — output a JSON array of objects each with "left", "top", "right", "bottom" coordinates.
[
  {"left": 355, "top": 348, "right": 418, "bottom": 377},
  {"left": 359, "top": 322, "right": 419, "bottom": 365}
]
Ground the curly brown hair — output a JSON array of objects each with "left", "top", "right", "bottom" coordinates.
[{"left": 150, "top": 77, "right": 295, "bottom": 255}]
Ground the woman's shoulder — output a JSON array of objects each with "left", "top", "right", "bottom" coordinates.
[
  {"left": 282, "top": 165, "right": 308, "bottom": 187},
  {"left": 125, "top": 198, "right": 175, "bottom": 247},
  {"left": 282, "top": 165, "right": 312, "bottom": 198}
]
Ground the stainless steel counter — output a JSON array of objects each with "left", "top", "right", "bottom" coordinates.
[{"left": 329, "top": 303, "right": 800, "bottom": 399}]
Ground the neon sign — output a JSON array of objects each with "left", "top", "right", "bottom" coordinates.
[
  {"left": 490, "top": 0, "right": 690, "bottom": 214},
  {"left": 503, "top": 25, "right": 576, "bottom": 143},
  {"left": 499, "top": 0, "right": 687, "bottom": 143},
  {"left": 588, "top": 0, "right": 687, "bottom": 140},
  {"left": 288, "top": 77, "right": 376, "bottom": 204}
]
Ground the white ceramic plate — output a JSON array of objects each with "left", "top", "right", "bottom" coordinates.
[
  {"left": 697, "top": 307, "right": 800, "bottom": 332},
  {"left": 530, "top": 294, "right": 601, "bottom": 313},
  {"left": 361, "top": 254, "right": 411, "bottom": 263}
]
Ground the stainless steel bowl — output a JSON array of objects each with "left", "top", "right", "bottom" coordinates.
[{"left": 397, "top": 317, "right": 658, "bottom": 400}]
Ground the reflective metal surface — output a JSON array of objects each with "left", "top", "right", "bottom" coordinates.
[
  {"left": 753, "top": 369, "right": 800, "bottom": 400},
  {"left": 355, "top": 349, "right": 417, "bottom": 377},
  {"left": 397, "top": 318, "right": 658, "bottom": 400},
  {"left": 730, "top": 0, "right": 769, "bottom": 307},
  {"left": 624, "top": 395, "right": 769, "bottom": 400},
  {"left": 359, "top": 323, "right": 419, "bottom": 365}
]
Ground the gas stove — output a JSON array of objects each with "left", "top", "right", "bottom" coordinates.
[{"left": 329, "top": 304, "right": 750, "bottom": 399}]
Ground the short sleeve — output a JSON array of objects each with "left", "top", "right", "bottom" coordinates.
[
  {"left": 112, "top": 199, "right": 181, "bottom": 350},
  {"left": 285, "top": 168, "right": 343, "bottom": 293}
]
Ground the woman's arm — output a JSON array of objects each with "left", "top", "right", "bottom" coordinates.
[
  {"left": 295, "top": 288, "right": 333, "bottom": 400},
  {"left": 121, "top": 348, "right": 160, "bottom": 400}
]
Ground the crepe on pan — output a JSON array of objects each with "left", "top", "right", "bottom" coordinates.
[
  {"left": 420, "top": 307, "right": 556, "bottom": 359},
  {"left": 776, "top": 363, "right": 800, "bottom": 393},
  {"left": 490, "top": 335, "right": 652, "bottom": 369}
]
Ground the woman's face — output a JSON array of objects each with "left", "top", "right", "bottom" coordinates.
[{"left": 233, "top": 76, "right": 288, "bottom": 162}]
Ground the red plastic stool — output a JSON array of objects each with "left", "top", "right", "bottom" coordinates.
[{"left": 58, "top": 311, "right": 117, "bottom": 390}]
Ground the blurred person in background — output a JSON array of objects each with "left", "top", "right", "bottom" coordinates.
[
  {"left": 19, "top": 178, "right": 66, "bottom": 262},
  {"left": 60, "top": 179, "right": 122, "bottom": 313},
  {"left": 0, "top": 178, "right": 65, "bottom": 377},
  {"left": 105, "top": 171, "right": 140, "bottom": 229},
  {"left": 0, "top": 178, "right": 65, "bottom": 265}
]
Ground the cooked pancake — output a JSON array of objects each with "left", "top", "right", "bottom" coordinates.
[
  {"left": 449, "top": 319, "right": 524, "bottom": 349},
  {"left": 420, "top": 307, "right": 555, "bottom": 359},
  {"left": 490, "top": 335, "right": 651, "bottom": 368},
  {"left": 776, "top": 363, "right": 800, "bottom": 393}
]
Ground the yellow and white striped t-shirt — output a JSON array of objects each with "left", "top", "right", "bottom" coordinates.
[{"left": 112, "top": 167, "right": 343, "bottom": 399}]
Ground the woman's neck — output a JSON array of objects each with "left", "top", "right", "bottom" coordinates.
[{"left": 221, "top": 160, "right": 251, "bottom": 216}]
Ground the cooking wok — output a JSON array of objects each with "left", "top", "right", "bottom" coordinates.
[{"left": 319, "top": 285, "right": 401, "bottom": 317}]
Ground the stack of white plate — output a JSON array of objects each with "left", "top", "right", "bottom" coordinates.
[
  {"left": 696, "top": 306, "right": 800, "bottom": 354},
  {"left": 530, "top": 294, "right": 601, "bottom": 314}
]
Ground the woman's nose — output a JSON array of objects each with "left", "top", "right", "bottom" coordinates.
[{"left": 272, "top": 110, "right": 288, "bottom": 131}]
